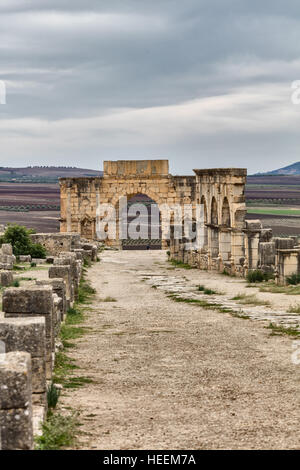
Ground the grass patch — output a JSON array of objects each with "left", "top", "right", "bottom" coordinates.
[
  {"left": 288, "top": 304, "right": 300, "bottom": 314},
  {"left": 247, "top": 208, "right": 300, "bottom": 216},
  {"left": 266, "top": 322, "right": 300, "bottom": 337},
  {"left": 286, "top": 273, "right": 300, "bottom": 286},
  {"left": 169, "top": 259, "right": 193, "bottom": 269},
  {"left": 77, "top": 278, "right": 96, "bottom": 304},
  {"left": 259, "top": 283, "right": 300, "bottom": 295},
  {"left": 167, "top": 293, "right": 250, "bottom": 319},
  {"left": 198, "top": 285, "right": 221, "bottom": 295},
  {"left": 35, "top": 411, "right": 79, "bottom": 450},
  {"left": 64, "top": 376, "right": 94, "bottom": 389},
  {"left": 100, "top": 296, "right": 117, "bottom": 302},
  {"left": 231, "top": 293, "right": 270, "bottom": 306},
  {"left": 60, "top": 324, "right": 89, "bottom": 346},
  {"left": 53, "top": 351, "right": 79, "bottom": 384}
]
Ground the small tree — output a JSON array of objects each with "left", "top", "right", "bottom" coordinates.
[{"left": 0, "top": 224, "right": 47, "bottom": 258}]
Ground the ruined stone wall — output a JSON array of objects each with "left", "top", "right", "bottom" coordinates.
[
  {"left": 0, "top": 236, "right": 98, "bottom": 449},
  {"left": 30, "top": 233, "right": 81, "bottom": 256}
]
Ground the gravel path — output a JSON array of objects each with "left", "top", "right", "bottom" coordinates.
[{"left": 61, "top": 251, "right": 300, "bottom": 449}]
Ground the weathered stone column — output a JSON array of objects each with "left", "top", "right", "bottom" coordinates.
[
  {"left": 0, "top": 351, "right": 33, "bottom": 450},
  {"left": 219, "top": 229, "right": 231, "bottom": 263},
  {"left": 49, "top": 264, "right": 72, "bottom": 309},
  {"left": 2, "top": 287, "right": 55, "bottom": 378},
  {"left": 231, "top": 230, "right": 245, "bottom": 271},
  {"left": 277, "top": 249, "right": 299, "bottom": 284},
  {"left": 36, "top": 278, "right": 67, "bottom": 321},
  {"left": 0, "top": 318, "right": 47, "bottom": 406}
]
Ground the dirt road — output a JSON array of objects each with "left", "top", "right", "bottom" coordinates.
[{"left": 62, "top": 250, "right": 300, "bottom": 449}]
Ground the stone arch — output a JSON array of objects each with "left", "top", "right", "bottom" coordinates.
[{"left": 110, "top": 186, "right": 165, "bottom": 209}]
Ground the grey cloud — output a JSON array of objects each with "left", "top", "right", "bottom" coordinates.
[{"left": 0, "top": 1, "right": 300, "bottom": 173}]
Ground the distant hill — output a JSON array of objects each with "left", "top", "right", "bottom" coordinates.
[
  {"left": 0, "top": 166, "right": 102, "bottom": 183},
  {"left": 254, "top": 162, "right": 300, "bottom": 176}
]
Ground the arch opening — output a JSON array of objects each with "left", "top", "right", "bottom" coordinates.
[
  {"left": 118, "top": 193, "right": 162, "bottom": 250},
  {"left": 210, "top": 197, "right": 219, "bottom": 257},
  {"left": 220, "top": 197, "right": 231, "bottom": 262}
]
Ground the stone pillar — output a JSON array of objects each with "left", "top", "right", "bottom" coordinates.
[
  {"left": 67, "top": 187, "right": 72, "bottom": 232},
  {"left": 0, "top": 318, "right": 47, "bottom": 407},
  {"left": 231, "top": 231, "right": 245, "bottom": 270},
  {"left": 277, "top": 249, "right": 300, "bottom": 284},
  {"left": 210, "top": 227, "right": 219, "bottom": 259},
  {"left": 3, "top": 287, "right": 55, "bottom": 378},
  {"left": 0, "top": 351, "right": 33, "bottom": 450},
  {"left": 0, "top": 243, "right": 16, "bottom": 270},
  {"left": 219, "top": 229, "right": 231, "bottom": 262},
  {"left": 246, "top": 233, "right": 260, "bottom": 269},
  {"left": 36, "top": 278, "right": 67, "bottom": 321},
  {"left": 49, "top": 265, "right": 72, "bottom": 308},
  {"left": 56, "top": 253, "right": 79, "bottom": 297}
]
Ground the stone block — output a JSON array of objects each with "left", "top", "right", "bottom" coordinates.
[
  {"left": 19, "top": 255, "right": 31, "bottom": 263},
  {"left": 31, "top": 258, "right": 47, "bottom": 264},
  {"left": 1, "top": 243, "right": 13, "bottom": 255},
  {"left": 2, "top": 286, "right": 53, "bottom": 315},
  {"left": 31, "top": 357, "right": 46, "bottom": 394},
  {"left": 0, "top": 407, "right": 33, "bottom": 450},
  {"left": 0, "top": 271, "right": 13, "bottom": 287},
  {"left": 0, "top": 352, "right": 32, "bottom": 410},
  {"left": 36, "top": 278, "right": 66, "bottom": 321},
  {"left": 49, "top": 265, "right": 72, "bottom": 302},
  {"left": 0, "top": 317, "right": 46, "bottom": 358}
]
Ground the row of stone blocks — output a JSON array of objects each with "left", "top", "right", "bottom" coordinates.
[{"left": 0, "top": 248, "right": 86, "bottom": 449}]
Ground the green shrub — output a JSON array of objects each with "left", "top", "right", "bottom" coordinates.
[
  {"left": 47, "top": 383, "right": 60, "bottom": 409},
  {"left": 247, "top": 270, "right": 264, "bottom": 283},
  {"left": 35, "top": 412, "right": 78, "bottom": 450},
  {"left": 0, "top": 224, "right": 46, "bottom": 258},
  {"left": 286, "top": 273, "right": 300, "bottom": 285},
  {"left": 246, "top": 270, "right": 274, "bottom": 283},
  {"left": 29, "top": 243, "right": 47, "bottom": 259}
]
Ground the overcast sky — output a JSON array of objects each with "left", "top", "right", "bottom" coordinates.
[{"left": 0, "top": 0, "right": 300, "bottom": 174}]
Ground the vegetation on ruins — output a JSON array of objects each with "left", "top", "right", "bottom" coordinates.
[
  {"left": 0, "top": 224, "right": 47, "bottom": 258},
  {"left": 258, "top": 282, "right": 300, "bottom": 295},
  {"left": 47, "top": 383, "right": 60, "bottom": 409},
  {"left": 169, "top": 259, "right": 193, "bottom": 269},
  {"left": 231, "top": 293, "right": 271, "bottom": 307},
  {"left": 286, "top": 273, "right": 300, "bottom": 285},
  {"left": 288, "top": 304, "right": 300, "bottom": 314},
  {"left": 247, "top": 269, "right": 274, "bottom": 283},
  {"left": 198, "top": 285, "right": 221, "bottom": 295},
  {"left": 35, "top": 412, "right": 79, "bottom": 451},
  {"left": 266, "top": 322, "right": 300, "bottom": 338}
]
